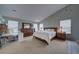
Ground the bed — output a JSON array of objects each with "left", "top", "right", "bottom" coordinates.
[{"left": 33, "top": 27, "right": 57, "bottom": 44}]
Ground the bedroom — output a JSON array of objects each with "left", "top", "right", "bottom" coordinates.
[{"left": 0, "top": 4, "right": 79, "bottom": 54}]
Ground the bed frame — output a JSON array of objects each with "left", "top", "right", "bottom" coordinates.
[
  {"left": 44, "top": 27, "right": 58, "bottom": 39},
  {"left": 33, "top": 36, "right": 49, "bottom": 45},
  {"left": 33, "top": 27, "right": 58, "bottom": 45},
  {"left": 44, "top": 27, "right": 57, "bottom": 32}
]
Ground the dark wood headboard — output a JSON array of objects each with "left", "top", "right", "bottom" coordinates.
[{"left": 44, "top": 27, "right": 58, "bottom": 32}]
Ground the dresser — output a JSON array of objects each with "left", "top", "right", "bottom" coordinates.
[
  {"left": 21, "top": 28, "right": 33, "bottom": 37},
  {"left": 57, "top": 32, "right": 66, "bottom": 40},
  {"left": 21, "top": 23, "right": 34, "bottom": 37},
  {"left": 0, "top": 24, "right": 7, "bottom": 33}
]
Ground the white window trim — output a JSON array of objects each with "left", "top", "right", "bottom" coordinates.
[{"left": 60, "top": 19, "right": 71, "bottom": 34}]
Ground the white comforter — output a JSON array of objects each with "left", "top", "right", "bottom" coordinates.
[{"left": 33, "top": 31, "right": 56, "bottom": 44}]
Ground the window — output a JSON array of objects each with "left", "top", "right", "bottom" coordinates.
[
  {"left": 8, "top": 20, "right": 18, "bottom": 35},
  {"left": 60, "top": 19, "right": 71, "bottom": 34},
  {"left": 0, "top": 17, "right": 5, "bottom": 24},
  {"left": 39, "top": 24, "right": 44, "bottom": 31},
  {"left": 33, "top": 24, "right": 38, "bottom": 31}
]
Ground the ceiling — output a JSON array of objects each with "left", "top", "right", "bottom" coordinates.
[{"left": 0, "top": 4, "right": 68, "bottom": 22}]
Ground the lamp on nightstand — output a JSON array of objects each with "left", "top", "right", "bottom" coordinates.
[{"left": 57, "top": 27, "right": 63, "bottom": 33}]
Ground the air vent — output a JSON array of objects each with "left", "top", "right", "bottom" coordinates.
[{"left": 12, "top": 9, "right": 16, "bottom": 12}]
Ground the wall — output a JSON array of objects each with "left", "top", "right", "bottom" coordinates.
[
  {"left": 2, "top": 16, "right": 36, "bottom": 29},
  {"left": 40, "top": 5, "right": 71, "bottom": 28},
  {"left": 40, "top": 4, "right": 79, "bottom": 42},
  {"left": 71, "top": 5, "right": 79, "bottom": 42}
]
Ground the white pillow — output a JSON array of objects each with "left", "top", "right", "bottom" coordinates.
[{"left": 45, "top": 29, "right": 55, "bottom": 32}]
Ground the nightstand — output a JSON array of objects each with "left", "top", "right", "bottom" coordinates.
[{"left": 57, "top": 32, "right": 66, "bottom": 40}]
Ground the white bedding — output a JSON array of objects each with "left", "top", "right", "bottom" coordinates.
[{"left": 33, "top": 30, "right": 56, "bottom": 44}]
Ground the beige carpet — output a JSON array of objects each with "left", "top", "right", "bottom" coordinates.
[{"left": 0, "top": 36, "right": 77, "bottom": 54}]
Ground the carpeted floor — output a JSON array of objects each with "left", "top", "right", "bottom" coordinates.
[{"left": 0, "top": 36, "right": 78, "bottom": 54}]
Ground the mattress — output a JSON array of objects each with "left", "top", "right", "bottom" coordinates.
[{"left": 33, "top": 30, "right": 56, "bottom": 44}]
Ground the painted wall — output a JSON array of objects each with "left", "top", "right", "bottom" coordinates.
[
  {"left": 40, "top": 5, "right": 71, "bottom": 28},
  {"left": 40, "top": 5, "right": 79, "bottom": 42},
  {"left": 2, "top": 16, "right": 36, "bottom": 29}
]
